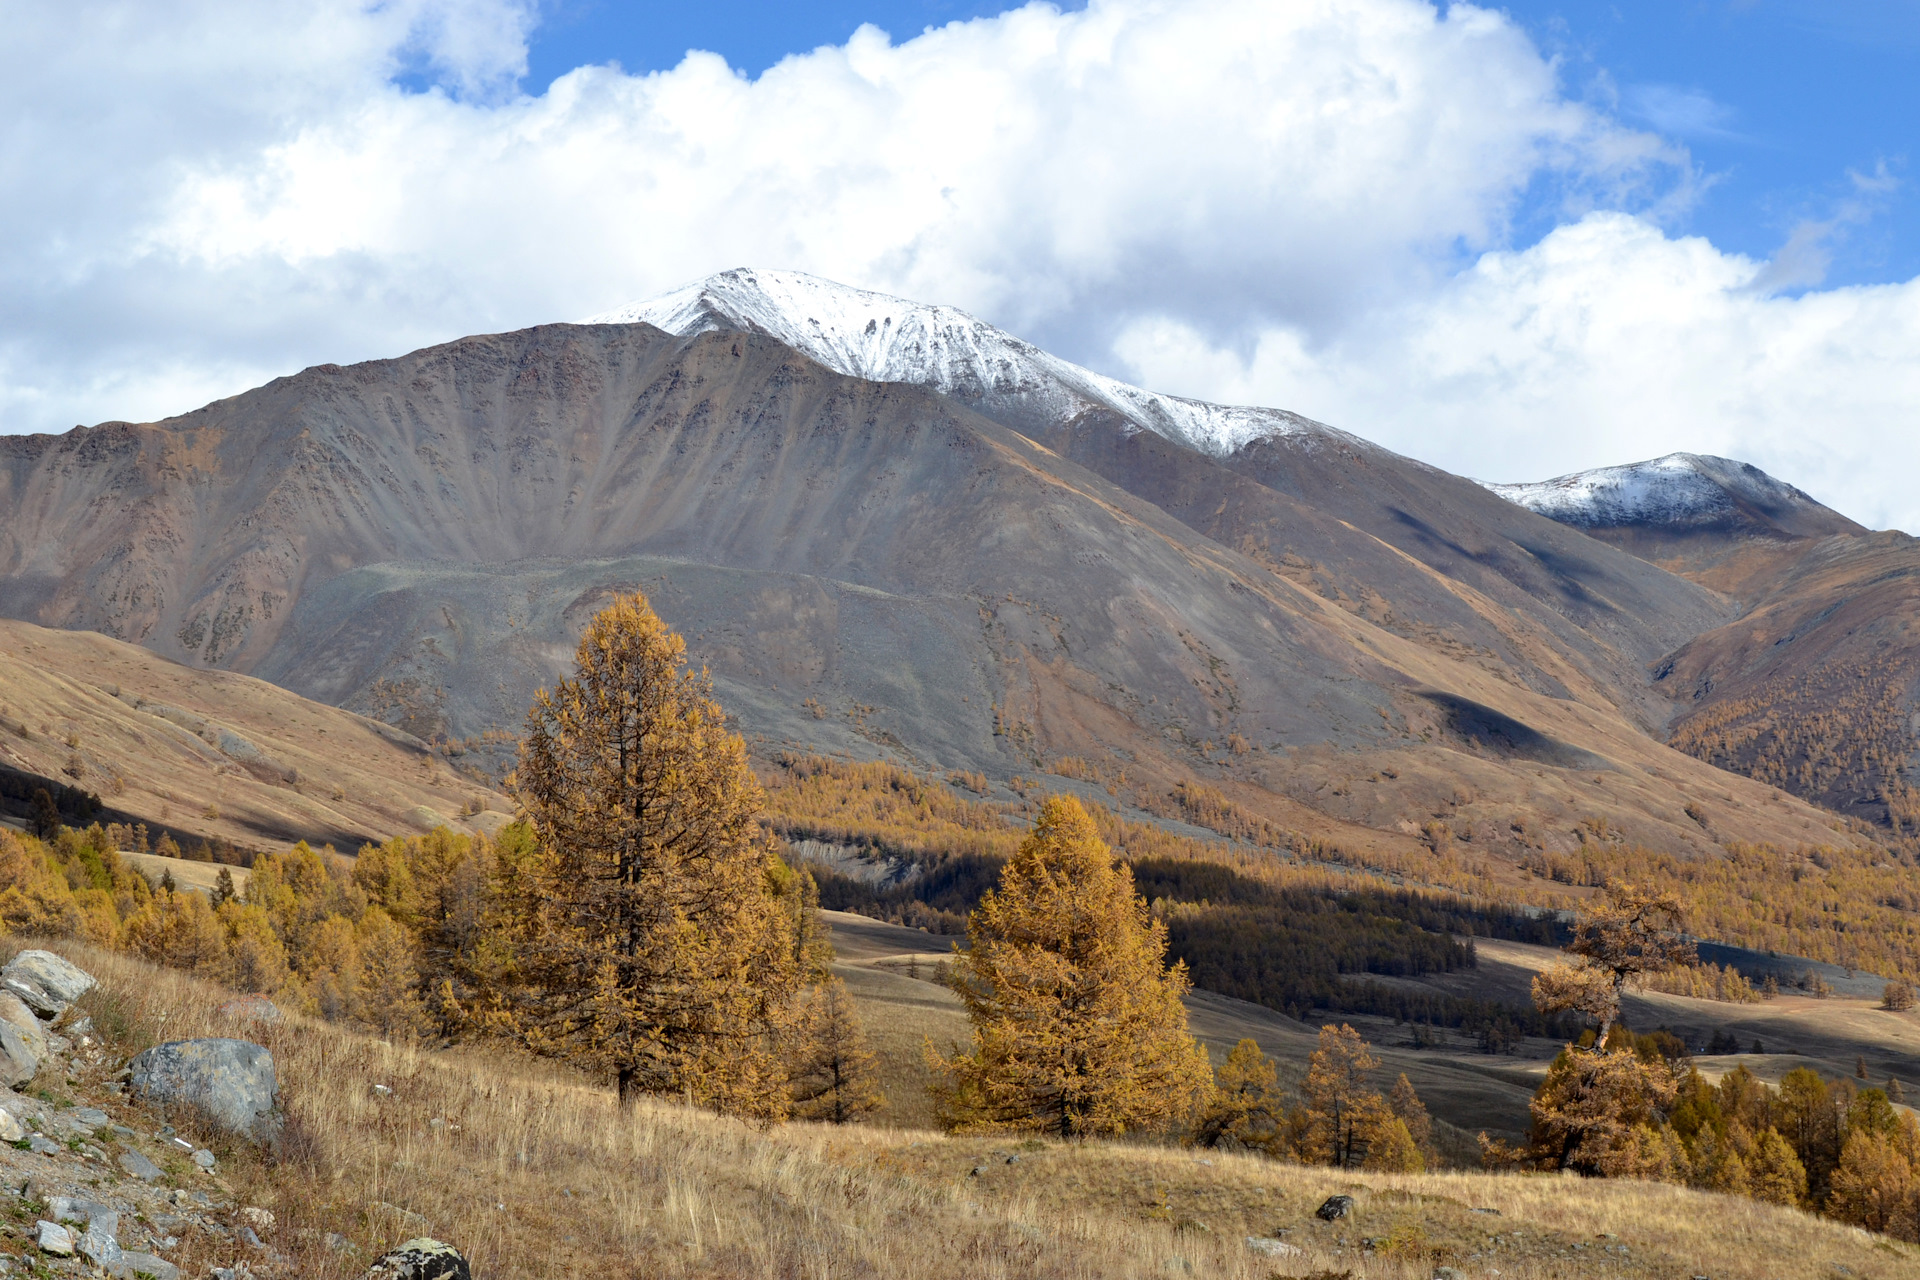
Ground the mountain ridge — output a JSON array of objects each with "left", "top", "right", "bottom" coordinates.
[{"left": 0, "top": 270, "right": 1900, "bottom": 857}]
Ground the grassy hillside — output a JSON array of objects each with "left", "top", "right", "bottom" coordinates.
[
  {"left": 0, "top": 618, "right": 509, "bottom": 850},
  {"left": 28, "top": 937, "right": 1917, "bottom": 1279}
]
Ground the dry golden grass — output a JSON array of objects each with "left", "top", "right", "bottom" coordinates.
[{"left": 29, "top": 939, "right": 1920, "bottom": 1279}]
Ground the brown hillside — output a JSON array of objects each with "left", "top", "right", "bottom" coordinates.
[
  {"left": 0, "top": 617, "right": 507, "bottom": 849},
  {"left": 1655, "top": 532, "right": 1920, "bottom": 832}
]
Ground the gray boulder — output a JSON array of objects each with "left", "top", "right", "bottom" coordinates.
[
  {"left": 0, "top": 1019, "right": 39, "bottom": 1087},
  {"left": 1245, "top": 1236, "right": 1303, "bottom": 1258},
  {"left": 128, "top": 1039, "right": 279, "bottom": 1143},
  {"left": 363, "top": 1239, "right": 471, "bottom": 1280},
  {"left": 0, "top": 991, "right": 49, "bottom": 1057},
  {"left": 1, "top": 950, "right": 96, "bottom": 1019},
  {"left": 78, "top": 1213, "right": 121, "bottom": 1268},
  {"left": 1316, "top": 1194, "right": 1355, "bottom": 1221}
]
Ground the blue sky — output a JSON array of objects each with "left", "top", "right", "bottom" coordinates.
[{"left": 524, "top": 0, "right": 1919, "bottom": 290}]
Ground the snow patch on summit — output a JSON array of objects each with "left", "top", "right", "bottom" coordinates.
[
  {"left": 585, "top": 269, "right": 1341, "bottom": 457},
  {"left": 1481, "top": 454, "right": 1826, "bottom": 530}
]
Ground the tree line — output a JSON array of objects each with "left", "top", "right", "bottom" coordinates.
[
  {"left": 1496, "top": 881, "right": 1920, "bottom": 1240},
  {"left": 815, "top": 834, "right": 1575, "bottom": 1040}
]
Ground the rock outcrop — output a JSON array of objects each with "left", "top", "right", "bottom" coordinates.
[{"left": 2, "top": 950, "right": 97, "bottom": 1019}]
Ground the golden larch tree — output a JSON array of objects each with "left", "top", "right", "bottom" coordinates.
[
  {"left": 1192, "top": 1039, "right": 1286, "bottom": 1153},
  {"left": 1524, "top": 882, "right": 1695, "bottom": 1174},
  {"left": 1299, "top": 1023, "right": 1420, "bottom": 1170},
  {"left": 498, "top": 591, "right": 800, "bottom": 1118},
  {"left": 929, "top": 794, "right": 1210, "bottom": 1136},
  {"left": 1532, "top": 882, "right": 1695, "bottom": 1046},
  {"left": 790, "top": 976, "right": 885, "bottom": 1124}
]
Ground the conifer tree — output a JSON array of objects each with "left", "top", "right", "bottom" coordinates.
[
  {"left": 1193, "top": 1039, "right": 1286, "bottom": 1153},
  {"left": 27, "top": 788, "right": 59, "bottom": 840},
  {"left": 497, "top": 592, "right": 799, "bottom": 1118},
  {"left": 1532, "top": 882, "right": 1694, "bottom": 1047},
  {"left": 1299, "top": 1023, "right": 1420, "bottom": 1169},
  {"left": 929, "top": 795, "right": 1209, "bottom": 1136},
  {"left": 1389, "top": 1071, "right": 1435, "bottom": 1161},
  {"left": 790, "top": 977, "right": 885, "bottom": 1123},
  {"left": 1528, "top": 1043, "right": 1679, "bottom": 1175},
  {"left": 358, "top": 907, "right": 427, "bottom": 1039},
  {"left": 1749, "top": 1126, "right": 1809, "bottom": 1206}
]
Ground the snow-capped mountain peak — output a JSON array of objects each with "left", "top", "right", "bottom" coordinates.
[
  {"left": 1481, "top": 453, "right": 1851, "bottom": 534},
  {"left": 585, "top": 269, "right": 1338, "bottom": 457}
]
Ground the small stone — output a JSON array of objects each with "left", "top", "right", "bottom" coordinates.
[
  {"left": 28, "top": 1135, "right": 60, "bottom": 1155},
  {"left": 109, "top": 1252, "right": 179, "bottom": 1280},
  {"left": 326, "top": 1234, "right": 356, "bottom": 1253},
  {"left": 0, "top": 1108, "right": 24, "bottom": 1143},
  {"left": 239, "top": 1226, "right": 264, "bottom": 1249},
  {"left": 239, "top": 1207, "right": 275, "bottom": 1232},
  {"left": 118, "top": 1149, "right": 162, "bottom": 1181},
  {"left": 35, "top": 1221, "right": 73, "bottom": 1257},
  {"left": 1434, "top": 1269, "right": 1466, "bottom": 1280},
  {"left": 64, "top": 1016, "right": 91, "bottom": 1037},
  {"left": 1316, "top": 1194, "right": 1355, "bottom": 1221},
  {"left": 1246, "top": 1237, "right": 1304, "bottom": 1258},
  {"left": 192, "top": 1148, "right": 216, "bottom": 1168},
  {"left": 71, "top": 1107, "right": 109, "bottom": 1127},
  {"left": 78, "top": 1218, "right": 121, "bottom": 1268},
  {"left": 362, "top": 1239, "right": 471, "bottom": 1280},
  {"left": 371, "top": 1084, "right": 393, "bottom": 1097},
  {"left": 45, "top": 1197, "right": 113, "bottom": 1226},
  {"left": 0, "top": 952, "right": 96, "bottom": 1019}
]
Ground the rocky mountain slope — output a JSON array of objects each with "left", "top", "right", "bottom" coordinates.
[
  {"left": 1488, "top": 452, "right": 1920, "bottom": 830},
  {"left": 0, "top": 273, "right": 1887, "bottom": 860}
]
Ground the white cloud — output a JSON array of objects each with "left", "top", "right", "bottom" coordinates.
[
  {"left": 1112, "top": 212, "right": 1920, "bottom": 529},
  {"left": 2, "top": 0, "right": 1916, "bottom": 531}
]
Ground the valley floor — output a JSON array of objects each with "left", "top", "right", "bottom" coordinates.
[{"left": 825, "top": 911, "right": 1920, "bottom": 1148}]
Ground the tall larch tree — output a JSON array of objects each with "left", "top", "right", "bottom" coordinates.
[
  {"left": 790, "top": 977, "right": 885, "bottom": 1124},
  {"left": 1532, "top": 882, "right": 1695, "bottom": 1047},
  {"left": 497, "top": 592, "right": 800, "bottom": 1119},
  {"left": 1192, "top": 1039, "right": 1287, "bottom": 1153},
  {"left": 1525, "top": 881, "right": 1695, "bottom": 1173},
  {"left": 929, "top": 794, "right": 1210, "bottom": 1137}
]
